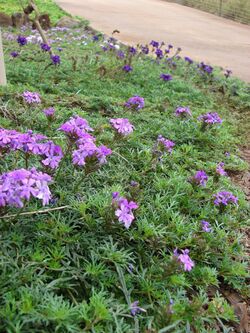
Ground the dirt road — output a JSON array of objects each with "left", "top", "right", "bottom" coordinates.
[{"left": 56, "top": 0, "right": 250, "bottom": 81}]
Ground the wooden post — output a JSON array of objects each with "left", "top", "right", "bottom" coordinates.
[{"left": 0, "top": 28, "right": 7, "bottom": 86}]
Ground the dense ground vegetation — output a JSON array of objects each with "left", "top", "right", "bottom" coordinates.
[{"left": 0, "top": 8, "right": 250, "bottom": 332}]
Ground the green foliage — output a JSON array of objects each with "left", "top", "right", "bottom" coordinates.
[{"left": 0, "top": 21, "right": 249, "bottom": 333}]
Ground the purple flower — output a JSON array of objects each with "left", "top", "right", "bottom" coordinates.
[
  {"left": 141, "top": 45, "right": 149, "bottom": 54},
  {"left": 22, "top": 91, "right": 41, "bottom": 104},
  {"left": 117, "top": 51, "right": 125, "bottom": 59},
  {"left": 175, "top": 106, "right": 192, "bottom": 118},
  {"left": 124, "top": 96, "right": 145, "bottom": 110},
  {"left": 130, "top": 301, "right": 146, "bottom": 316},
  {"left": 10, "top": 51, "right": 19, "bottom": 58},
  {"left": 174, "top": 249, "right": 194, "bottom": 272},
  {"left": 198, "top": 112, "right": 222, "bottom": 126},
  {"left": 150, "top": 40, "right": 159, "bottom": 48},
  {"left": 122, "top": 65, "right": 133, "bottom": 72},
  {"left": 51, "top": 55, "right": 61, "bottom": 65},
  {"left": 92, "top": 35, "right": 99, "bottom": 41},
  {"left": 184, "top": 56, "right": 193, "bottom": 64},
  {"left": 17, "top": 35, "right": 27, "bottom": 46},
  {"left": 213, "top": 191, "right": 238, "bottom": 207},
  {"left": 201, "top": 220, "right": 212, "bottom": 232},
  {"left": 43, "top": 107, "right": 55, "bottom": 118},
  {"left": 58, "top": 116, "right": 93, "bottom": 141},
  {"left": 155, "top": 48, "right": 163, "bottom": 59},
  {"left": 225, "top": 152, "right": 230, "bottom": 157},
  {"left": 0, "top": 168, "right": 52, "bottom": 208},
  {"left": 216, "top": 162, "right": 227, "bottom": 176},
  {"left": 191, "top": 170, "right": 208, "bottom": 187},
  {"left": 199, "top": 62, "right": 213, "bottom": 74},
  {"left": 110, "top": 118, "right": 134, "bottom": 136},
  {"left": 129, "top": 47, "right": 137, "bottom": 55},
  {"left": 160, "top": 73, "right": 173, "bottom": 81},
  {"left": 41, "top": 43, "right": 51, "bottom": 52},
  {"left": 157, "top": 135, "right": 175, "bottom": 154},
  {"left": 112, "top": 194, "right": 138, "bottom": 229}
]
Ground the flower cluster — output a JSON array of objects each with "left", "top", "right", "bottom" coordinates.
[
  {"left": 51, "top": 55, "right": 61, "bottom": 65},
  {"left": 130, "top": 301, "right": 146, "bottom": 316},
  {"left": 198, "top": 112, "right": 222, "bottom": 126},
  {"left": 43, "top": 107, "right": 55, "bottom": 118},
  {"left": 10, "top": 51, "right": 19, "bottom": 58},
  {"left": 175, "top": 106, "right": 192, "bottom": 118},
  {"left": 184, "top": 56, "right": 193, "bottom": 64},
  {"left": 0, "top": 129, "right": 63, "bottom": 169},
  {"left": 198, "top": 62, "right": 213, "bottom": 74},
  {"left": 157, "top": 135, "right": 175, "bottom": 154},
  {"left": 216, "top": 162, "right": 227, "bottom": 176},
  {"left": 110, "top": 118, "right": 134, "bottom": 136},
  {"left": 201, "top": 220, "right": 212, "bottom": 232},
  {"left": 213, "top": 191, "right": 238, "bottom": 207},
  {"left": 17, "top": 35, "right": 27, "bottom": 46},
  {"left": 0, "top": 168, "right": 52, "bottom": 208},
  {"left": 59, "top": 116, "right": 112, "bottom": 172},
  {"left": 174, "top": 249, "right": 194, "bottom": 272},
  {"left": 22, "top": 91, "right": 41, "bottom": 104},
  {"left": 122, "top": 65, "right": 133, "bottom": 72},
  {"left": 160, "top": 73, "right": 173, "bottom": 81},
  {"left": 112, "top": 192, "right": 138, "bottom": 229},
  {"left": 41, "top": 43, "right": 51, "bottom": 52},
  {"left": 124, "top": 96, "right": 145, "bottom": 110},
  {"left": 190, "top": 170, "right": 208, "bottom": 187},
  {"left": 58, "top": 116, "right": 93, "bottom": 141}
]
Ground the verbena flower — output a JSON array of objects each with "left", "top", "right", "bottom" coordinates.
[
  {"left": 174, "top": 249, "right": 194, "bottom": 272},
  {"left": 175, "top": 106, "right": 192, "bottom": 118},
  {"left": 130, "top": 301, "right": 146, "bottom": 316},
  {"left": 160, "top": 73, "right": 173, "bottom": 81},
  {"left": 125, "top": 96, "right": 145, "bottom": 110},
  {"left": 58, "top": 116, "right": 93, "bottom": 141},
  {"left": 110, "top": 118, "right": 134, "bottom": 136},
  {"left": 201, "top": 220, "right": 212, "bottom": 232},
  {"left": 22, "top": 91, "right": 41, "bottom": 104},
  {"left": 198, "top": 112, "right": 222, "bottom": 126},
  {"left": 112, "top": 192, "right": 138, "bottom": 229},
  {"left": 157, "top": 135, "right": 175, "bottom": 154},
  {"left": 117, "top": 50, "right": 125, "bottom": 59},
  {"left": 92, "top": 35, "right": 99, "bottom": 41},
  {"left": 51, "top": 55, "right": 61, "bottom": 65},
  {"left": 129, "top": 47, "right": 137, "bottom": 55},
  {"left": 213, "top": 191, "right": 238, "bottom": 206},
  {"left": 17, "top": 35, "right": 27, "bottom": 46},
  {"left": 10, "top": 51, "right": 19, "bottom": 58},
  {"left": 0, "top": 168, "right": 52, "bottom": 208},
  {"left": 191, "top": 170, "right": 208, "bottom": 187},
  {"left": 150, "top": 40, "right": 159, "bottom": 48},
  {"left": 141, "top": 45, "right": 149, "bottom": 54},
  {"left": 43, "top": 107, "right": 55, "bottom": 118},
  {"left": 216, "top": 162, "right": 227, "bottom": 176},
  {"left": 155, "top": 48, "right": 163, "bottom": 59},
  {"left": 123, "top": 65, "right": 133, "bottom": 72},
  {"left": 184, "top": 56, "right": 193, "bottom": 64},
  {"left": 41, "top": 43, "right": 51, "bottom": 52},
  {"left": 199, "top": 62, "right": 213, "bottom": 74},
  {"left": 0, "top": 129, "right": 63, "bottom": 170}
]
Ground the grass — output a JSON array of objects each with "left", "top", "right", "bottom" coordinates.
[
  {"left": 0, "top": 0, "right": 70, "bottom": 25},
  {"left": 0, "top": 3, "right": 250, "bottom": 332}
]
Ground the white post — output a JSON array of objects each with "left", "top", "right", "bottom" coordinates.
[{"left": 0, "top": 28, "right": 7, "bottom": 86}]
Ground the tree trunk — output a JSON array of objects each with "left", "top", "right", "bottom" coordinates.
[{"left": 0, "top": 28, "right": 7, "bottom": 86}]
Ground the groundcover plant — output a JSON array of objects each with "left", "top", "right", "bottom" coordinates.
[{"left": 0, "top": 12, "right": 249, "bottom": 333}]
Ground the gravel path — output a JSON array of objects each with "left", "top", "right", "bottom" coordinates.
[{"left": 56, "top": 0, "right": 250, "bottom": 81}]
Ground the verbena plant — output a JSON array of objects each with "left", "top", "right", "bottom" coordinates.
[{"left": 0, "top": 18, "right": 249, "bottom": 333}]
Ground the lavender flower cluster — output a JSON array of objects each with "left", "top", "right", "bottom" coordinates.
[
  {"left": 0, "top": 129, "right": 63, "bottom": 170},
  {"left": 112, "top": 192, "right": 138, "bottom": 229},
  {"left": 0, "top": 168, "right": 52, "bottom": 208},
  {"left": 124, "top": 96, "right": 145, "bottom": 110},
  {"left": 110, "top": 118, "right": 134, "bottom": 136}
]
